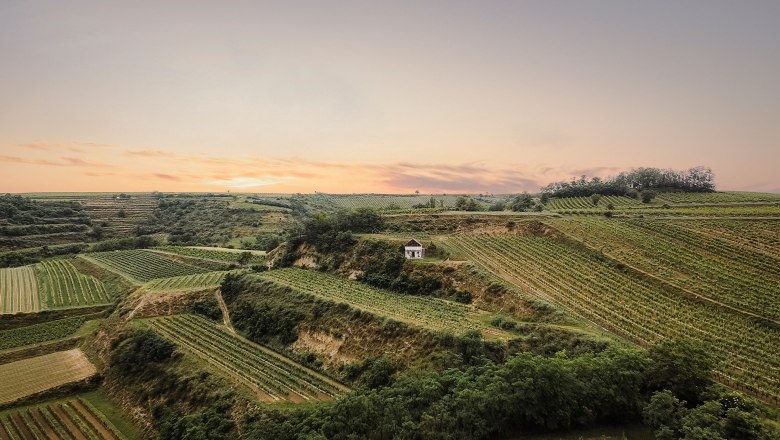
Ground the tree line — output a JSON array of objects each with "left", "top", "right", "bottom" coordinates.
[{"left": 542, "top": 166, "right": 715, "bottom": 198}]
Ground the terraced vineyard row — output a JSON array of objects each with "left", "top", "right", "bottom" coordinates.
[
  {"left": 36, "top": 259, "right": 110, "bottom": 309},
  {"left": 156, "top": 246, "right": 265, "bottom": 264},
  {"left": 612, "top": 205, "right": 780, "bottom": 216},
  {"left": 445, "top": 234, "right": 780, "bottom": 404},
  {"left": 84, "top": 250, "right": 207, "bottom": 282},
  {"left": 0, "top": 267, "right": 38, "bottom": 314},
  {"left": 0, "top": 398, "right": 124, "bottom": 440},
  {"left": 666, "top": 219, "right": 780, "bottom": 259},
  {"left": 258, "top": 268, "right": 504, "bottom": 338},
  {"left": 0, "top": 316, "right": 89, "bottom": 351},
  {"left": 655, "top": 191, "right": 780, "bottom": 204},
  {"left": 548, "top": 218, "right": 780, "bottom": 321},
  {"left": 144, "top": 271, "right": 230, "bottom": 291},
  {"left": 0, "top": 349, "right": 97, "bottom": 405},
  {"left": 546, "top": 195, "right": 641, "bottom": 210},
  {"left": 147, "top": 314, "right": 348, "bottom": 403}
]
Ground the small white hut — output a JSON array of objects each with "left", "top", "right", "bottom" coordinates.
[{"left": 404, "top": 239, "right": 425, "bottom": 259}]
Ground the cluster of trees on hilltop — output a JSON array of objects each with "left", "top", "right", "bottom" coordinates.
[
  {"left": 541, "top": 166, "right": 715, "bottom": 198},
  {"left": 0, "top": 194, "right": 89, "bottom": 225}
]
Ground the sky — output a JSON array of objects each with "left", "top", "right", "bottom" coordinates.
[{"left": 1, "top": 0, "right": 779, "bottom": 194}]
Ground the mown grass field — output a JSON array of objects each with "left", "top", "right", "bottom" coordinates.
[
  {"left": 0, "top": 349, "right": 96, "bottom": 405},
  {"left": 146, "top": 314, "right": 349, "bottom": 403},
  {"left": 443, "top": 229, "right": 780, "bottom": 404},
  {"left": 258, "top": 268, "right": 509, "bottom": 338}
]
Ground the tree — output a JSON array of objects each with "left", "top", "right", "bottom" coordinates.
[
  {"left": 644, "top": 390, "right": 687, "bottom": 439},
  {"left": 509, "top": 193, "right": 533, "bottom": 212},
  {"left": 641, "top": 190, "right": 658, "bottom": 204},
  {"left": 110, "top": 329, "right": 175, "bottom": 375},
  {"left": 590, "top": 194, "right": 602, "bottom": 206},
  {"left": 88, "top": 225, "right": 104, "bottom": 240},
  {"left": 237, "top": 251, "right": 253, "bottom": 265},
  {"left": 646, "top": 338, "right": 715, "bottom": 405}
]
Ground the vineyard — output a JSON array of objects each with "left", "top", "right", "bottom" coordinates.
[
  {"left": 144, "top": 271, "right": 230, "bottom": 291},
  {"left": 0, "top": 397, "right": 126, "bottom": 440},
  {"left": 546, "top": 218, "right": 780, "bottom": 321},
  {"left": 156, "top": 246, "right": 265, "bottom": 264},
  {"left": 31, "top": 192, "right": 158, "bottom": 238},
  {"left": 36, "top": 259, "right": 110, "bottom": 309},
  {"left": 665, "top": 219, "right": 780, "bottom": 259},
  {"left": 546, "top": 195, "right": 642, "bottom": 211},
  {"left": 0, "top": 316, "right": 92, "bottom": 351},
  {"left": 655, "top": 191, "right": 780, "bottom": 204},
  {"left": 0, "top": 267, "right": 38, "bottom": 314},
  {"left": 146, "top": 314, "right": 349, "bottom": 403},
  {"left": 0, "top": 349, "right": 97, "bottom": 405},
  {"left": 258, "top": 268, "right": 506, "bottom": 338},
  {"left": 82, "top": 250, "right": 208, "bottom": 282},
  {"left": 443, "top": 234, "right": 780, "bottom": 404}
]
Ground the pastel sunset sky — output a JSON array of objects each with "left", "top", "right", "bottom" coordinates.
[{"left": 1, "top": 1, "right": 778, "bottom": 193}]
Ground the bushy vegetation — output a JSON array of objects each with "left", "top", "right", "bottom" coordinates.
[
  {"left": 135, "top": 197, "right": 261, "bottom": 245},
  {"left": 0, "top": 243, "right": 88, "bottom": 268},
  {"left": 110, "top": 328, "right": 175, "bottom": 375},
  {"left": 542, "top": 166, "right": 715, "bottom": 198},
  {"left": 231, "top": 338, "right": 777, "bottom": 440},
  {"left": 191, "top": 296, "right": 223, "bottom": 321},
  {"left": 278, "top": 208, "right": 384, "bottom": 266},
  {"left": 89, "top": 235, "right": 158, "bottom": 252},
  {"left": 0, "top": 195, "right": 89, "bottom": 226}
]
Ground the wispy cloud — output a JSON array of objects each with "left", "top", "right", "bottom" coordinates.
[
  {"left": 125, "top": 149, "right": 178, "bottom": 158},
  {"left": 153, "top": 173, "right": 181, "bottom": 181},
  {"left": 1, "top": 154, "right": 110, "bottom": 168},
  {"left": 207, "top": 176, "right": 294, "bottom": 188}
]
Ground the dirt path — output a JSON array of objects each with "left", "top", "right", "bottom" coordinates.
[
  {"left": 51, "top": 405, "right": 88, "bottom": 440},
  {"left": 70, "top": 400, "right": 116, "bottom": 440},
  {"left": 215, "top": 290, "right": 235, "bottom": 335},
  {"left": 29, "top": 409, "right": 59, "bottom": 440},
  {"left": 0, "top": 421, "right": 11, "bottom": 440},
  {"left": 10, "top": 413, "right": 34, "bottom": 440}
]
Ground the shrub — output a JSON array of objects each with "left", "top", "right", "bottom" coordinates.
[{"left": 111, "top": 329, "right": 175, "bottom": 375}]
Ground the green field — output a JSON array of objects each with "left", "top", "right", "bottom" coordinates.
[
  {"left": 547, "top": 218, "right": 780, "bottom": 321},
  {"left": 655, "top": 191, "right": 780, "bottom": 204},
  {"left": 155, "top": 246, "right": 265, "bottom": 264},
  {"left": 83, "top": 250, "right": 208, "bottom": 282},
  {"left": 36, "top": 259, "right": 110, "bottom": 309},
  {"left": 443, "top": 234, "right": 780, "bottom": 404},
  {"left": 144, "top": 271, "right": 231, "bottom": 291},
  {"left": 546, "top": 195, "right": 643, "bottom": 210},
  {"left": 146, "top": 314, "right": 349, "bottom": 403},
  {"left": 0, "top": 266, "right": 38, "bottom": 314},
  {"left": 0, "top": 316, "right": 97, "bottom": 351},
  {"left": 258, "top": 268, "right": 507, "bottom": 338}
]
